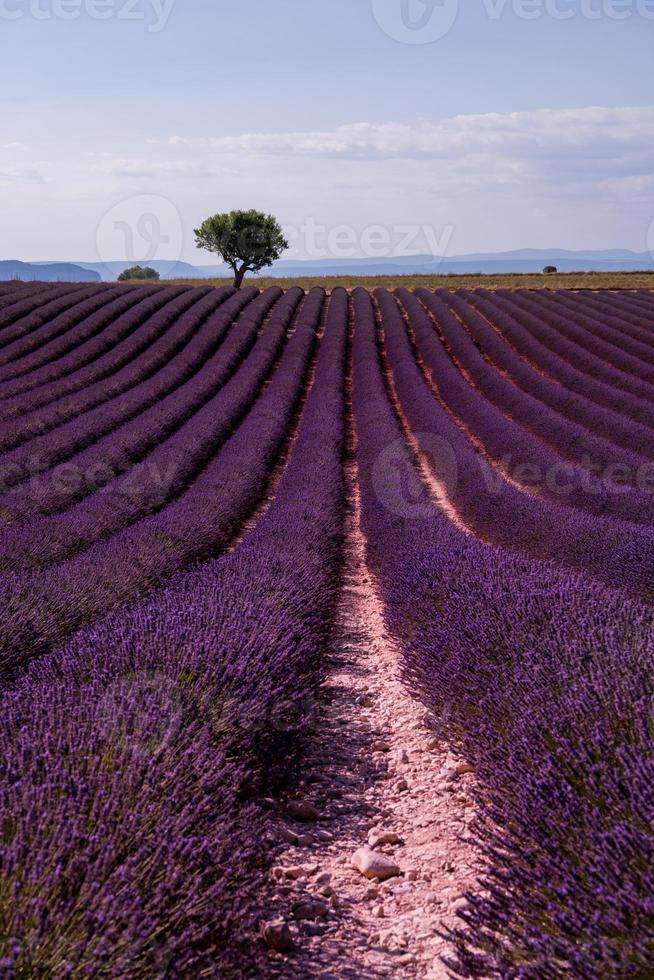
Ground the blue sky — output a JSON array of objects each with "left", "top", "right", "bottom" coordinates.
[{"left": 2, "top": 0, "right": 654, "bottom": 264}]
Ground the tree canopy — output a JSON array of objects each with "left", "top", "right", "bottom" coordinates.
[
  {"left": 118, "top": 265, "right": 160, "bottom": 282},
  {"left": 194, "top": 210, "right": 288, "bottom": 288}
]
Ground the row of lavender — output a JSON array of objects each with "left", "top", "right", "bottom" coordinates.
[
  {"left": 356, "top": 287, "right": 654, "bottom": 976},
  {"left": 497, "top": 288, "right": 654, "bottom": 394},
  {"left": 1, "top": 281, "right": 652, "bottom": 511},
  {"left": 431, "top": 289, "right": 654, "bottom": 462},
  {"left": 0, "top": 287, "right": 299, "bottom": 569},
  {"left": 0, "top": 286, "right": 259, "bottom": 512},
  {"left": 402, "top": 289, "right": 654, "bottom": 525},
  {"left": 0, "top": 287, "right": 326, "bottom": 680},
  {"left": 0, "top": 281, "right": 111, "bottom": 347},
  {"left": 0, "top": 289, "right": 348, "bottom": 974},
  {"left": 0, "top": 286, "right": 210, "bottom": 441},
  {"left": 377, "top": 290, "right": 654, "bottom": 600},
  {"left": 1, "top": 279, "right": 653, "bottom": 974},
  {"left": 466, "top": 289, "right": 654, "bottom": 430},
  {"left": 0, "top": 283, "right": 124, "bottom": 375}
]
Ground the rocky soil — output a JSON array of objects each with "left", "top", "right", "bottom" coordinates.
[{"left": 259, "top": 470, "right": 480, "bottom": 977}]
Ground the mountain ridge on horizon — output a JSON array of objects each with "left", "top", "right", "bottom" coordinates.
[{"left": 2, "top": 248, "right": 654, "bottom": 282}]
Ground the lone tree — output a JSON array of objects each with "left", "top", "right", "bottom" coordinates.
[
  {"left": 543, "top": 265, "right": 558, "bottom": 275},
  {"left": 118, "top": 265, "right": 160, "bottom": 281},
  {"left": 194, "top": 210, "right": 288, "bottom": 288}
]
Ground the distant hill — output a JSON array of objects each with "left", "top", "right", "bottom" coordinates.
[
  {"left": 106, "top": 249, "right": 654, "bottom": 280},
  {"left": 0, "top": 260, "right": 101, "bottom": 283},
  {"left": 258, "top": 249, "right": 654, "bottom": 278},
  {"left": 73, "top": 260, "right": 202, "bottom": 282},
  {"left": 7, "top": 249, "right": 654, "bottom": 282}
]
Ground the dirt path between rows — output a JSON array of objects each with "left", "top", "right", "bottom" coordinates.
[{"left": 260, "top": 458, "right": 480, "bottom": 978}]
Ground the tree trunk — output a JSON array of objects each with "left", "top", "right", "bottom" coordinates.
[{"left": 233, "top": 266, "right": 246, "bottom": 289}]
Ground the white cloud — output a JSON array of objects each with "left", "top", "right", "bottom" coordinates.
[
  {"left": 3, "top": 107, "right": 654, "bottom": 260},
  {"left": 141, "top": 105, "right": 654, "bottom": 263},
  {"left": 159, "top": 106, "right": 654, "bottom": 181},
  {"left": 135, "top": 107, "right": 654, "bottom": 259}
]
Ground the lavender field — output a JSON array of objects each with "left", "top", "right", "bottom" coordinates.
[{"left": 0, "top": 279, "right": 652, "bottom": 978}]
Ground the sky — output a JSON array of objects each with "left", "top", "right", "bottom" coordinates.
[{"left": 1, "top": 0, "right": 654, "bottom": 265}]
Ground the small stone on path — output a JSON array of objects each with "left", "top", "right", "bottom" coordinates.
[
  {"left": 368, "top": 830, "right": 402, "bottom": 848},
  {"left": 395, "top": 953, "right": 416, "bottom": 967},
  {"left": 351, "top": 847, "right": 401, "bottom": 881},
  {"left": 286, "top": 800, "right": 319, "bottom": 822},
  {"left": 292, "top": 899, "right": 329, "bottom": 921},
  {"left": 261, "top": 919, "right": 295, "bottom": 953}
]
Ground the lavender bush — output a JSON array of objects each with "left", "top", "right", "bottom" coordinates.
[
  {"left": 352, "top": 286, "right": 654, "bottom": 978},
  {"left": 490, "top": 289, "right": 654, "bottom": 404},
  {"left": 0, "top": 287, "right": 199, "bottom": 437},
  {"left": 467, "top": 289, "right": 654, "bottom": 430},
  {"left": 399, "top": 288, "right": 654, "bottom": 522},
  {"left": 506, "top": 288, "right": 654, "bottom": 386},
  {"left": 0, "top": 288, "right": 348, "bottom": 975},
  {"left": 0, "top": 289, "right": 322, "bottom": 679},
  {"left": 0, "top": 285, "right": 247, "bottom": 507},
  {"left": 433, "top": 288, "right": 654, "bottom": 459}
]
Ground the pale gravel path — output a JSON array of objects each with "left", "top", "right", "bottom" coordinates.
[{"left": 260, "top": 462, "right": 480, "bottom": 978}]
